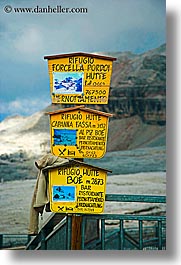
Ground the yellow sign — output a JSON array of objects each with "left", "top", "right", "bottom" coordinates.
[
  {"left": 47, "top": 106, "right": 113, "bottom": 159},
  {"left": 44, "top": 52, "right": 116, "bottom": 104},
  {"left": 48, "top": 162, "right": 109, "bottom": 214}
]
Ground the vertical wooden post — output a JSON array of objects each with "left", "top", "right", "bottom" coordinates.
[
  {"left": 71, "top": 157, "right": 83, "bottom": 250},
  {"left": 71, "top": 214, "right": 82, "bottom": 250}
]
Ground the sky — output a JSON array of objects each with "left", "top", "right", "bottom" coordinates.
[{"left": 0, "top": 0, "right": 166, "bottom": 121}]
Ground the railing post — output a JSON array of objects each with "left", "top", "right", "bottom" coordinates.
[
  {"left": 139, "top": 220, "right": 143, "bottom": 250},
  {"left": 0, "top": 234, "right": 3, "bottom": 249},
  {"left": 101, "top": 219, "right": 105, "bottom": 250},
  {"left": 40, "top": 229, "right": 47, "bottom": 250},
  {"left": 158, "top": 220, "right": 162, "bottom": 250},
  {"left": 81, "top": 216, "right": 86, "bottom": 250},
  {"left": 119, "top": 220, "right": 124, "bottom": 250},
  {"left": 66, "top": 215, "right": 72, "bottom": 250}
]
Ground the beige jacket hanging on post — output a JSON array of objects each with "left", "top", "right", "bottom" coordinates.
[{"left": 28, "top": 154, "right": 69, "bottom": 235}]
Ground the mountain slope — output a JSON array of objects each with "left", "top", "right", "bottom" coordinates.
[
  {"left": 0, "top": 44, "right": 166, "bottom": 181},
  {"left": 0, "top": 111, "right": 50, "bottom": 156}
]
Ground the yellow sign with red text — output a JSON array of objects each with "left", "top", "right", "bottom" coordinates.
[
  {"left": 44, "top": 52, "right": 116, "bottom": 104},
  {"left": 48, "top": 163, "right": 108, "bottom": 214}
]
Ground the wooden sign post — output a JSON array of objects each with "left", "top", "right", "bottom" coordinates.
[{"left": 44, "top": 52, "right": 116, "bottom": 250}]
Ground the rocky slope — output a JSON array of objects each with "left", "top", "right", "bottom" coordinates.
[
  {"left": 0, "top": 111, "right": 165, "bottom": 181},
  {"left": 0, "top": 44, "right": 166, "bottom": 181},
  {"left": 57, "top": 44, "right": 166, "bottom": 124},
  {"left": 92, "top": 44, "right": 166, "bottom": 124}
]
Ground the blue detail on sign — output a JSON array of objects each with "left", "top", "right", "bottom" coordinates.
[
  {"left": 53, "top": 72, "right": 83, "bottom": 94},
  {"left": 52, "top": 186, "right": 76, "bottom": 202},
  {"left": 53, "top": 129, "right": 77, "bottom": 146}
]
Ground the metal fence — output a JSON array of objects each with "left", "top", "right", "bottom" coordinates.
[
  {"left": 26, "top": 194, "right": 166, "bottom": 250},
  {"left": 80, "top": 214, "right": 166, "bottom": 250},
  {"left": 0, "top": 234, "right": 29, "bottom": 249}
]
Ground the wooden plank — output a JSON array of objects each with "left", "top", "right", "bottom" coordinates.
[
  {"left": 44, "top": 52, "right": 117, "bottom": 61},
  {"left": 45, "top": 105, "right": 113, "bottom": 117},
  {"left": 45, "top": 105, "right": 85, "bottom": 115}
]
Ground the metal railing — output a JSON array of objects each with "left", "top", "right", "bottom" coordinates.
[
  {"left": 80, "top": 214, "right": 166, "bottom": 250},
  {"left": 0, "top": 234, "right": 29, "bottom": 249},
  {"left": 26, "top": 194, "right": 166, "bottom": 250}
]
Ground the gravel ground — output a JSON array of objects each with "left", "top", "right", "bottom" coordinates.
[{"left": 0, "top": 171, "right": 166, "bottom": 234}]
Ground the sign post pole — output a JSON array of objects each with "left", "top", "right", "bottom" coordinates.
[
  {"left": 44, "top": 52, "right": 116, "bottom": 250},
  {"left": 71, "top": 214, "right": 82, "bottom": 250},
  {"left": 71, "top": 157, "right": 83, "bottom": 250}
]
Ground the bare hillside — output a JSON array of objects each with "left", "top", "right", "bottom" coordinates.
[
  {"left": 0, "top": 44, "right": 166, "bottom": 181},
  {"left": 107, "top": 115, "right": 165, "bottom": 151}
]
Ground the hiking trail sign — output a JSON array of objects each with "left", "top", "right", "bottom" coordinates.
[
  {"left": 47, "top": 160, "right": 111, "bottom": 214},
  {"left": 46, "top": 105, "right": 113, "bottom": 159},
  {"left": 44, "top": 52, "right": 116, "bottom": 104}
]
